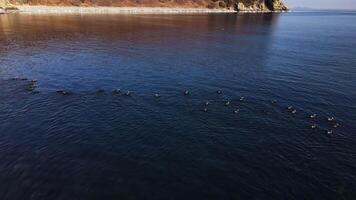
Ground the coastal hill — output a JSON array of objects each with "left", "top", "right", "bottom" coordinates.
[{"left": 6, "top": 0, "right": 288, "bottom": 11}]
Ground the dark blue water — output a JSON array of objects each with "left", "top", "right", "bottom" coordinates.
[{"left": 1, "top": 11, "right": 356, "bottom": 199}]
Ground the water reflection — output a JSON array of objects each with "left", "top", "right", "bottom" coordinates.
[
  {"left": 0, "top": 13, "right": 280, "bottom": 89},
  {"left": 0, "top": 13, "right": 280, "bottom": 43}
]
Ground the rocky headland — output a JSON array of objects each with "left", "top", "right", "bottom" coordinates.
[{"left": 1, "top": 0, "right": 288, "bottom": 13}]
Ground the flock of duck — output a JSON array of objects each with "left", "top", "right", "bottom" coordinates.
[{"left": 12, "top": 77, "right": 341, "bottom": 135}]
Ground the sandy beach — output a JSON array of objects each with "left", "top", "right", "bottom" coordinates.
[{"left": 16, "top": 5, "right": 237, "bottom": 14}]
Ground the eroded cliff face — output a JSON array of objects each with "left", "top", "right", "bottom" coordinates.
[{"left": 8, "top": 0, "right": 288, "bottom": 11}]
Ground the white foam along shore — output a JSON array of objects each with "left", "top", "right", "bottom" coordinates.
[{"left": 16, "top": 5, "right": 238, "bottom": 14}]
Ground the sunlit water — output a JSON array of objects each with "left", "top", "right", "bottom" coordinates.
[{"left": 1, "top": 12, "right": 356, "bottom": 199}]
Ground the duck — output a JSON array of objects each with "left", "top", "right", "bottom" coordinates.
[
  {"left": 154, "top": 93, "right": 160, "bottom": 98},
  {"left": 31, "top": 79, "right": 38, "bottom": 83},
  {"left": 56, "top": 90, "right": 69, "bottom": 95},
  {"left": 287, "top": 106, "right": 293, "bottom": 110},
  {"left": 327, "top": 130, "right": 333, "bottom": 135},
  {"left": 27, "top": 86, "right": 35, "bottom": 91},
  {"left": 234, "top": 109, "right": 240, "bottom": 114},
  {"left": 333, "top": 123, "right": 340, "bottom": 128},
  {"left": 205, "top": 101, "right": 210, "bottom": 106},
  {"left": 328, "top": 117, "right": 335, "bottom": 122},
  {"left": 271, "top": 100, "right": 277, "bottom": 104},
  {"left": 240, "top": 97, "right": 245, "bottom": 101},
  {"left": 311, "top": 124, "right": 317, "bottom": 129},
  {"left": 310, "top": 114, "right": 317, "bottom": 119},
  {"left": 184, "top": 90, "right": 189, "bottom": 95},
  {"left": 96, "top": 89, "right": 105, "bottom": 93},
  {"left": 291, "top": 109, "right": 297, "bottom": 114},
  {"left": 263, "top": 110, "right": 271, "bottom": 115},
  {"left": 30, "top": 81, "right": 37, "bottom": 86},
  {"left": 113, "top": 89, "right": 121, "bottom": 94},
  {"left": 203, "top": 107, "right": 208, "bottom": 112},
  {"left": 125, "top": 91, "right": 131, "bottom": 96},
  {"left": 217, "top": 90, "right": 222, "bottom": 94},
  {"left": 225, "top": 101, "right": 230, "bottom": 106}
]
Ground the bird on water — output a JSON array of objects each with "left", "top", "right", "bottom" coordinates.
[
  {"left": 56, "top": 90, "right": 69, "bottom": 95},
  {"left": 96, "top": 89, "right": 105, "bottom": 93},
  {"left": 113, "top": 89, "right": 121, "bottom": 94},
  {"left": 310, "top": 114, "right": 317, "bottom": 119},
  {"left": 333, "top": 123, "right": 340, "bottom": 128},
  {"left": 328, "top": 117, "right": 335, "bottom": 122}
]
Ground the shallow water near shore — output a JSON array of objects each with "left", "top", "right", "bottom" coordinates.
[{"left": 1, "top": 12, "right": 356, "bottom": 199}]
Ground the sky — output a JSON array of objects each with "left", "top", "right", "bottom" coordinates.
[{"left": 285, "top": 0, "right": 356, "bottom": 10}]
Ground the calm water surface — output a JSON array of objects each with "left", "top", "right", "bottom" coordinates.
[{"left": 1, "top": 12, "right": 356, "bottom": 199}]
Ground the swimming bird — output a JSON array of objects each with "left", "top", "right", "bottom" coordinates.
[
  {"left": 184, "top": 90, "right": 189, "bottom": 95},
  {"left": 311, "top": 124, "right": 317, "bottom": 129},
  {"left": 30, "top": 83, "right": 37, "bottom": 88},
  {"left": 96, "top": 89, "right": 105, "bottom": 93},
  {"left": 328, "top": 117, "right": 335, "bottom": 122},
  {"left": 287, "top": 106, "right": 293, "bottom": 110},
  {"left": 154, "top": 93, "right": 160, "bottom": 98},
  {"left": 56, "top": 90, "right": 69, "bottom": 95},
  {"left": 234, "top": 109, "right": 240, "bottom": 114},
  {"left": 225, "top": 101, "right": 230, "bottom": 106},
  {"left": 333, "top": 123, "right": 340, "bottom": 128},
  {"left": 240, "top": 97, "right": 245, "bottom": 101},
  {"left": 327, "top": 130, "right": 333, "bottom": 135},
  {"left": 31, "top": 79, "right": 38, "bottom": 83},
  {"left": 125, "top": 91, "right": 131, "bottom": 96},
  {"left": 28, "top": 82, "right": 37, "bottom": 89},
  {"left": 310, "top": 114, "right": 317, "bottom": 119},
  {"left": 113, "top": 89, "right": 121, "bottom": 94},
  {"left": 291, "top": 109, "right": 297, "bottom": 114},
  {"left": 203, "top": 107, "right": 208, "bottom": 112},
  {"left": 27, "top": 86, "right": 35, "bottom": 91},
  {"left": 271, "top": 100, "right": 277, "bottom": 104},
  {"left": 217, "top": 90, "right": 222, "bottom": 94},
  {"left": 205, "top": 101, "right": 210, "bottom": 106},
  {"left": 263, "top": 110, "right": 271, "bottom": 115}
]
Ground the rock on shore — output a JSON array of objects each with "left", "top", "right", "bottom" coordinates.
[
  {"left": 0, "top": 6, "right": 19, "bottom": 13},
  {"left": 234, "top": 0, "right": 288, "bottom": 11},
  {"left": 9, "top": 0, "right": 288, "bottom": 12}
]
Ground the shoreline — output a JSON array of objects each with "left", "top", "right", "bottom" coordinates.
[
  {"left": 15, "top": 5, "right": 238, "bottom": 14},
  {"left": 9, "top": 5, "right": 288, "bottom": 14}
]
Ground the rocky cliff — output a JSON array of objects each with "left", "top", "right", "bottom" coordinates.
[{"left": 8, "top": 0, "right": 288, "bottom": 11}]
